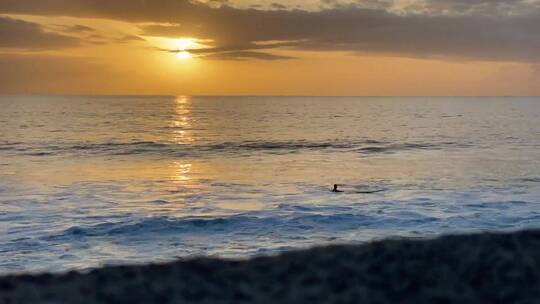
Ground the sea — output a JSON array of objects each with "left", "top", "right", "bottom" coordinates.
[{"left": 1, "top": 96, "right": 539, "bottom": 274}]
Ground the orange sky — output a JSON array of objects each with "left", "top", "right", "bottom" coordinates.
[{"left": 1, "top": 0, "right": 539, "bottom": 96}]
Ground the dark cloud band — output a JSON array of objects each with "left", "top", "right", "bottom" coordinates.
[
  {"left": 1, "top": 0, "right": 540, "bottom": 61},
  {"left": 0, "top": 16, "right": 79, "bottom": 49}
]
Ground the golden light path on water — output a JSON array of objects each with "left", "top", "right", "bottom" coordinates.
[
  {"left": 167, "top": 95, "right": 265, "bottom": 213},
  {"left": 170, "top": 96, "right": 195, "bottom": 188},
  {"left": 172, "top": 162, "right": 192, "bottom": 183},
  {"left": 172, "top": 96, "right": 194, "bottom": 144}
]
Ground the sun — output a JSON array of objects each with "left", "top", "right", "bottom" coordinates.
[
  {"left": 177, "top": 51, "right": 191, "bottom": 59},
  {"left": 174, "top": 38, "right": 197, "bottom": 60},
  {"left": 148, "top": 37, "right": 202, "bottom": 61}
]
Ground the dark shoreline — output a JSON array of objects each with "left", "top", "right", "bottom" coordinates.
[{"left": 2, "top": 230, "right": 540, "bottom": 303}]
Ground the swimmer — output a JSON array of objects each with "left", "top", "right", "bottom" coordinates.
[
  {"left": 332, "top": 184, "right": 384, "bottom": 194},
  {"left": 331, "top": 184, "right": 344, "bottom": 193}
]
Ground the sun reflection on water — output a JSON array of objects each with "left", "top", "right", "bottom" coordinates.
[
  {"left": 171, "top": 161, "right": 192, "bottom": 183},
  {"left": 172, "top": 96, "right": 194, "bottom": 143},
  {"left": 170, "top": 96, "right": 196, "bottom": 187}
]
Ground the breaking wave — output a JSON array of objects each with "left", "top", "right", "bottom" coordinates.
[{"left": 1, "top": 139, "right": 473, "bottom": 158}]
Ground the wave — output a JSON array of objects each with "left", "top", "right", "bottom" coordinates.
[
  {"left": 355, "top": 142, "right": 471, "bottom": 155},
  {"left": 43, "top": 209, "right": 440, "bottom": 241},
  {"left": 2, "top": 139, "right": 472, "bottom": 158},
  {"left": 517, "top": 177, "right": 540, "bottom": 183}
]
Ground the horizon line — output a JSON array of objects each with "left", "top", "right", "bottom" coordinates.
[{"left": 1, "top": 94, "right": 540, "bottom": 98}]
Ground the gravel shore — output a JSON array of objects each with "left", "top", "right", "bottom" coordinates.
[{"left": 2, "top": 230, "right": 540, "bottom": 303}]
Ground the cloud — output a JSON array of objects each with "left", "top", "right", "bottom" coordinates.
[
  {"left": 1, "top": 0, "right": 540, "bottom": 61},
  {"left": 270, "top": 3, "right": 287, "bottom": 10},
  {"left": 61, "top": 24, "right": 95, "bottom": 33},
  {"left": 140, "top": 3, "right": 540, "bottom": 63},
  {"left": 3, "top": 0, "right": 539, "bottom": 16},
  {"left": 84, "top": 33, "right": 145, "bottom": 46},
  {"left": 404, "top": 0, "right": 540, "bottom": 15},
  {"left": 156, "top": 40, "right": 297, "bottom": 60},
  {"left": 196, "top": 50, "right": 295, "bottom": 60},
  {"left": 115, "top": 34, "right": 145, "bottom": 43},
  {"left": 0, "top": 16, "right": 79, "bottom": 49}
]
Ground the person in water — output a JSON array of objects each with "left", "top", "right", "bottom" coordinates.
[
  {"left": 332, "top": 184, "right": 344, "bottom": 193},
  {"left": 332, "top": 184, "right": 384, "bottom": 193}
]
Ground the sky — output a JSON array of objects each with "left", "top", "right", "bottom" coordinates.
[{"left": 1, "top": 0, "right": 540, "bottom": 96}]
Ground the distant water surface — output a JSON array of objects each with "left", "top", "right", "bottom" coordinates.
[{"left": 1, "top": 96, "right": 540, "bottom": 273}]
